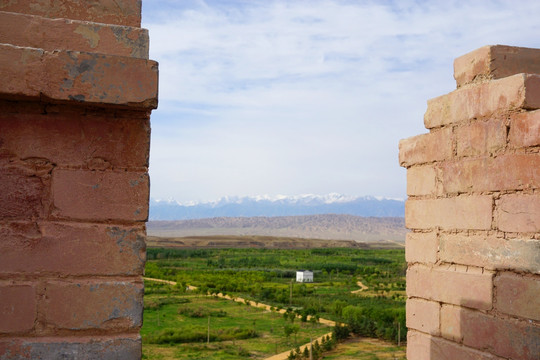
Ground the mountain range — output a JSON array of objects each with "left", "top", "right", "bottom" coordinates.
[{"left": 149, "top": 194, "right": 405, "bottom": 220}]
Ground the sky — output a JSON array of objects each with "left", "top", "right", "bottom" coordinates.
[{"left": 141, "top": 0, "right": 540, "bottom": 204}]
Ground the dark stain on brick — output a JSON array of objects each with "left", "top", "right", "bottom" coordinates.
[{"left": 68, "top": 94, "right": 86, "bottom": 102}]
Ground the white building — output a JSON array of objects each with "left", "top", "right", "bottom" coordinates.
[{"left": 296, "top": 270, "right": 313, "bottom": 283}]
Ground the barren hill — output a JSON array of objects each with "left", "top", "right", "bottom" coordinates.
[{"left": 147, "top": 214, "right": 407, "bottom": 243}]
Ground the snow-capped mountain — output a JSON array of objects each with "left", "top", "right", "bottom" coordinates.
[{"left": 149, "top": 194, "right": 405, "bottom": 220}]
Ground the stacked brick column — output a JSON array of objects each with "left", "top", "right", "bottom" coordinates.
[
  {"left": 400, "top": 45, "right": 539, "bottom": 359},
  {"left": 0, "top": 1, "right": 157, "bottom": 358}
]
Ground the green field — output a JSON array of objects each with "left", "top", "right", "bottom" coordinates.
[
  {"left": 143, "top": 283, "right": 332, "bottom": 359},
  {"left": 143, "top": 247, "right": 406, "bottom": 359}
]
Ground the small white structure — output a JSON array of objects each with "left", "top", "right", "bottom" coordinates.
[{"left": 296, "top": 270, "right": 313, "bottom": 283}]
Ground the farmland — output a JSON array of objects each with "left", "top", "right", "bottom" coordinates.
[{"left": 142, "top": 245, "right": 406, "bottom": 359}]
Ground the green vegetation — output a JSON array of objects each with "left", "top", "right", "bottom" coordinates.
[{"left": 144, "top": 247, "right": 406, "bottom": 348}]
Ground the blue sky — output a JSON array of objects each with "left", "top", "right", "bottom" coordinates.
[{"left": 142, "top": 0, "right": 540, "bottom": 203}]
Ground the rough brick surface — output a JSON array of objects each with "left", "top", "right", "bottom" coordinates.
[
  {"left": 407, "top": 265, "right": 493, "bottom": 310},
  {"left": 0, "top": 44, "right": 158, "bottom": 108},
  {"left": 494, "top": 272, "right": 540, "bottom": 321},
  {"left": 405, "top": 232, "right": 438, "bottom": 264},
  {"left": 509, "top": 109, "right": 540, "bottom": 147},
  {"left": 406, "top": 165, "right": 439, "bottom": 196},
  {"left": 406, "top": 298, "right": 440, "bottom": 335},
  {"left": 0, "top": 222, "right": 146, "bottom": 276},
  {"left": 0, "top": 0, "right": 142, "bottom": 27},
  {"left": 0, "top": 105, "right": 151, "bottom": 170},
  {"left": 439, "top": 233, "right": 540, "bottom": 273},
  {"left": 0, "top": 335, "right": 141, "bottom": 360},
  {"left": 441, "top": 154, "right": 540, "bottom": 193},
  {"left": 454, "top": 45, "right": 540, "bottom": 87},
  {"left": 495, "top": 193, "right": 540, "bottom": 233},
  {"left": 0, "top": 11, "right": 149, "bottom": 59},
  {"left": 405, "top": 196, "right": 492, "bottom": 230},
  {"left": 0, "top": 284, "right": 36, "bottom": 333},
  {"left": 43, "top": 280, "right": 143, "bottom": 331},
  {"left": 407, "top": 330, "right": 506, "bottom": 360},
  {"left": 424, "top": 74, "right": 540, "bottom": 128},
  {"left": 0, "top": 159, "right": 45, "bottom": 219},
  {"left": 398, "top": 127, "right": 452, "bottom": 167},
  {"left": 52, "top": 169, "right": 149, "bottom": 221},
  {"left": 442, "top": 306, "right": 540, "bottom": 360},
  {"left": 455, "top": 118, "right": 506, "bottom": 157}
]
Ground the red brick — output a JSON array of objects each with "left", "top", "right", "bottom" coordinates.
[
  {"left": 43, "top": 280, "right": 143, "bottom": 331},
  {"left": 405, "top": 232, "right": 438, "bottom": 264},
  {"left": 0, "top": 44, "right": 158, "bottom": 108},
  {"left": 494, "top": 272, "right": 540, "bottom": 321},
  {"left": 509, "top": 109, "right": 540, "bottom": 147},
  {"left": 0, "top": 11, "right": 148, "bottom": 59},
  {"left": 0, "top": 108, "right": 151, "bottom": 169},
  {"left": 42, "top": 50, "right": 158, "bottom": 108},
  {"left": 455, "top": 118, "right": 506, "bottom": 157},
  {"left": 0, "top": 335, "right": 141, "bottom": 359},
  {"left": 442, "top": 154, "right": 540, "bottom": 193},
  {"left": 407, "top": 165, "right": 439, "bottom": 196},
  {"left": 51, "top": 169, "right": 149, "bottom": 221},
  {"left": 424, "top": 74, "right": 540, "bottom": 128},
  {"left": 454, "top": 45, "right": 540, "bottom": 87},
  {"left": 449, "top": 306, "right": 540, "bottom": 359},
  {"left": 0, "top": 159, "right": 45, "bottom": 219},
  {"left": 439, "top": 233, "right": 540, "bottom": 273},
  {"left": 407, "top": 330, "right": 506, "bottom": 360},
  {"left": 406, "top": 298, "right": 440, "bottom": 335},
  {"left": 407, "top": 264, "right": 493, "bottom": 310},
  {"left": 405, "top": 196, "right": 493, "bottom": 230},
  {"left": 0, "top": 0, "right": 142, "bottom": 27},
  {"left": 399, "top": 127, "right": 453, "bottom": 167},
  {"left": 495, "top": 194, "right": 540, "bottom": 233},
  {"left": 440, "top": 304, "right": 461, "bottom": 343},
  {"left": 0, "top": 222, "right": 146, "bottom": 276},
  {"left": 0, "top": 283, "right": 36, "bottom": 333},
  {"left": 0, "top": 44, "right": 43, "bottom": 99}
]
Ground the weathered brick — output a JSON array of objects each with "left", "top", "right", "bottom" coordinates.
[
  {"left": 440, "top": 304, "right": 461, "bottom": 343},
  {"left": 0, "top": 44, "right": 158, "bottom": 108},
  {"left": 442, "top": 305, "right": 540, "bottom": 360},
  {"left": 0, "top": 283, "right": 36, "bottom": 333},
  {"left": 407, "top": 264, "right": 493, "bottom": 310},
  {"left": 455, "top": 118, "right": 506, "bottom": 157},
  {"left": 0, "top": 0, "right": 142, "bottom": 27},
  {"left": 51, "top": 169, "right": 149, "bottom": 221},
  {"left": 406, "top": 298, "right": 440, "bottom": 335},
  {"left": 439, "top": 233, "right": 540, "bottom": 273},
  {"left": 405, "top": 196, "right": 493, "bottom": 230},
  {"left": 43, "top": 280, "right": 143, "bottom": 331},
  {"left": 454, "top": 45, "right": 540, "bottom": 87},
  {"left": 0, "top": 160, "right": 45, "bottom": 219},
  {"left": 424, "top": 74, "right": 540, "bottom": 128},
  {"left": 0, "top": 222, "right": 146, "bottom": 276},
  {"left": 407, "top": 165, "right": 439, "bottom": 196},
  {"left": 405, "top": 232, "right": 438, "bottom": 264},
  {"left": 495, "top": 194, "right": 540, "bottom": 233},
  {"left": 398, "top": 127, "right": 452, "bottom": 167},
  {"left": 0, "top": 108, "right": 151, "bottom": 169},
  {"left": 0, "top": 335, "right": 141, "bottom": 360},
  {"left": 407, "top": 330, "right": 506, "bottom": 360},
  {"left": 509, "top": 109, "right": 540, "bottom": 147},
  {"left": 442, "top": 154, "right": 540, "bottom": 193},
  {"left": 0, "top": 11, "right": 149, "bottom": 59},
  {"left": 494, "top": 272, "right": 540, "bottom": 321}
]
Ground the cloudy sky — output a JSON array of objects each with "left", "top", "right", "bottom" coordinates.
[{"left": 141, "top": 0, "right": 540, "bottom": 204}]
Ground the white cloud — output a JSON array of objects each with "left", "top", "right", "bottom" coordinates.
[{"left": 142, "top": 0, "right": 540, "bottom": 202}]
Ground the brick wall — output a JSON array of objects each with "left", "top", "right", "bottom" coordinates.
[
  {"left": 0, "top": 1, "right": 157, "bottom": 358},
  {"left": 400, "top": 45, "right": 539, "bottom": 360}
]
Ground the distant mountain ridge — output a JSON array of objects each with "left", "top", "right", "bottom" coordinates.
[
  {"left": 149, "top": 194, "right": 405, "bottom": 220},
  {"left": 147, "top": 214, "right": 407, "bottom": 242}
]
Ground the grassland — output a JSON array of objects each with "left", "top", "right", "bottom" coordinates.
[{"left": 143, "top": 245, "right": 406, "bottom": 359}]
